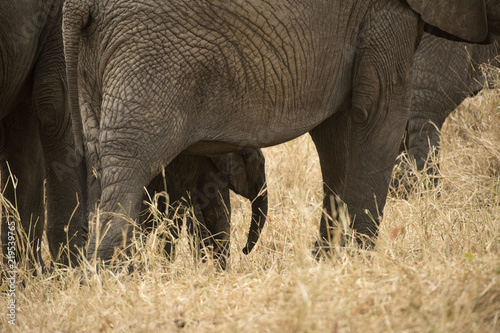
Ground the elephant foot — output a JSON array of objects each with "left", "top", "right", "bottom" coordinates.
[
  {"left": 86, "top": 240, "right": 134, "bottom": 269},
  {"left": 390, "top": 163, "right": 442, "bottom": 199},
  {"left": 0, "top": 267, "right": 32, "bottom": 293},
  {"left": 212, "top": 250, "right": 228, "bottom": 271},
  {"left": 50, "top": 243, "right": 87, "bottom": 268},
  {"left": 390, "top": 153, "right": 443, "bottom": 199},
  {"left": 194, "top": 243, "right": 229, "bottom": 271},
  {"left": 312, "top": 235, "right": 376, "bottom": 261},
  {"left": 312, "top": 240, "right": 333, "bottom": 260},
  {"left": 390, "top": 159, "right": 418, "bottom": 199}
]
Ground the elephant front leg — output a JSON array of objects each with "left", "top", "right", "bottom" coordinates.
[
  {"left": 311, "top": 6, "right": 418, "bottom": 251},
  {"left": 185, "top": 200, "right": 212, "bottom": 264},
  {"left": 311, "top": 93, "right": 410, "bottom": 252},
  {"left": 406, "top": 87, "right": 459, "bottom": 185},
  {"left": 340, "top": 29, "right": 416, "bottom": 248},
  {"left": 196, "top": 187, "right": 231, "bottom": 270},
  {"left": 343, "top": 103, "right": 409, "bottom": 247}
]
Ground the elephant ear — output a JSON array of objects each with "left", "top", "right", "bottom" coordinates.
[{"left": 407, "top": 0, "right": 488, "bottom": 42}]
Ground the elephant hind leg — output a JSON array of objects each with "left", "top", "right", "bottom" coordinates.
[
  {"left": 86, "top": 165, "right": 148, "bottom": 263},
  {"left": 0, "top": 104, "right": 45, "bottom": 272},
  {"left": 30, "top": 21, "right": 88, "bottom": 266},
  {"left": 33, "top": 77, "right": 88, "bottom": 266}
]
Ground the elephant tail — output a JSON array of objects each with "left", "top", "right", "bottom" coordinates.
[
  {"left": 62, "top": 0, "right": 92, "bottom": 159},
  {"left": 62, "top": 0, "right": 94, "bottom": 235},
  {"left": 242, "top": 185, "right": 268, "bottom": 255}
]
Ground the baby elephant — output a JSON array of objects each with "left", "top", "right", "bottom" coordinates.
[{"left": 141, "top": 149, "right": 267, "bottom": 269}]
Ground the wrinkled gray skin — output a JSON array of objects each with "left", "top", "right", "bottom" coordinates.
[
  {"left": 141, "top": 149, "right": 267, "bottom": 269},
  {"left": 0, "top": 0, "right": 86, "bottom": 269},
  {"left": 398, "top": 0, "right": 500, "bottom": 181},
  {"left": 403, "top": 33, "right": 500, "bottom": 174},
  {"left": 62, "top": 0, "right": 491, "bottom": 262}
]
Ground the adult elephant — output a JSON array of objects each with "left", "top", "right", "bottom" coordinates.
[
  {"left": 403, "top": 32, "right": 500, "bottom": 176},
  {"left": 62, "top": 0, "right": 491, "bottom": 263},
  {"left": 0, "top": 0, "right": 87, "bottom": 268},
  {"left": 141, "top": 149, "right": 267, "bottom": 270}
]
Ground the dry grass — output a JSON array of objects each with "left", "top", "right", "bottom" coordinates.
[{"left": 1, "top": 90, "right": 500, "bottom": 332}]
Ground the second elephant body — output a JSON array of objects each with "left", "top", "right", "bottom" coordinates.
[
  {"left": 0, "top": 0, "right": 86, "bottom": 269},
  {"left": 406, "top": 33, "right": 500, "bottom": 171}
]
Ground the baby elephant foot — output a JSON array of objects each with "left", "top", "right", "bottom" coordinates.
[
  {"left": 312, "top": 235, "right": 376, "bottom": 260},
  {"left": 311, "top": 239, "right": 337, "bottom": 260}
]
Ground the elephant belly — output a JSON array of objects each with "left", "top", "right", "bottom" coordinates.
[
  {"left": 187, "top": 100, "right": 345, "bottom": 155},
  {"left": 184, "top": 141, "right": 241, "bottom": 156}
]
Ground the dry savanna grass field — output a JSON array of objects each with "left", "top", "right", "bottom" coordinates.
[{"left": 1, "top": 87, "right": 500, "bottom": 331}]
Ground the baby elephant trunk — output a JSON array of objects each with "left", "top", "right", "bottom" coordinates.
[{"left": 242, "top": 191, "right": 268, "bottom": 255}]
